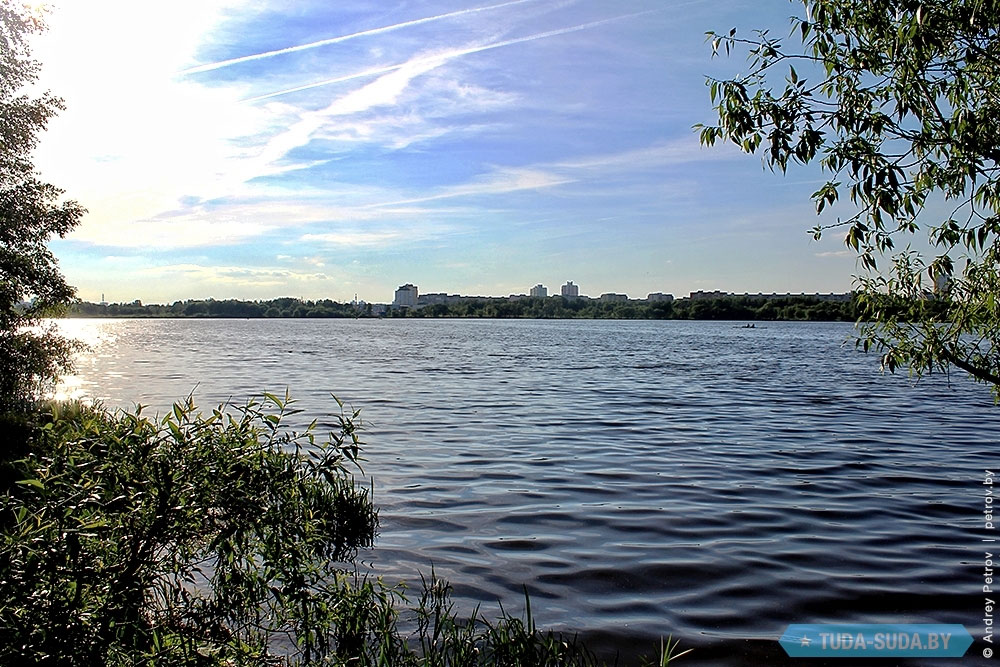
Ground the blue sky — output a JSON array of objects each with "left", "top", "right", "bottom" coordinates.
[{"left": 33, "top": 0, "right": 858, "bottom": 304}]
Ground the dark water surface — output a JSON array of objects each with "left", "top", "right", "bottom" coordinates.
[{"left": 55, "top": 319, "right": 999, "bottom": 665}]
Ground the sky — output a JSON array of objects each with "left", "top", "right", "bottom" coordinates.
[{"left": 30, "top": 0, "right": 860, "bottom": 304}]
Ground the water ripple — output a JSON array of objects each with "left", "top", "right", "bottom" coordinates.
[{"left": 54, "top": 318, "right": 1000, "bottom": 665}]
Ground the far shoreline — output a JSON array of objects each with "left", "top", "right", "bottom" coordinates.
[{"left": 63, "top": 295, "right": 859, "bottom": 323}]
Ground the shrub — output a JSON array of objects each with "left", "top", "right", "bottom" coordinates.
[{"left": 0, "top": 392, "right": 377, "bottom": 665}]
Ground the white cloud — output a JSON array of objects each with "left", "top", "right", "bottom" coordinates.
[
  {"left": 243, "top": 9, "right": 660, "bottom": 103},
  {"left": 66, "top": 193, "right": 409, "bottom": 248},
  {"left": 72, "top": 215, "right": 276, "bottom": 250},
  {"left": 372, "top": 167, "right": 574, "bottom": 208},
  {"left": 142, "top": 263, "right": 330, "bottom": 287},
  {"left": 181, "top": 0, "right": 538, "bottom": 75},
  {"left": 302, "top": 231, "right": 405, "bottom": 247},
  {"left": 246, "top": 55, "right": 451, "bottom": 172},
  {"left": 553, "top": 137, "right": 743, "bottom": 172},
  {"left": 423, "top": 77, "right": 519, "bottom": 115}
]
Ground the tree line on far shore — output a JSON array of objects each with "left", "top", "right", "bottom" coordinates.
[
  {"left": 398, "top": 295, "right": 856, "bottom": 321},
  {"left": 67, "top": 294, "right": 859, "bottom": 321},
  {"left": 69, "top": 297, "right": 369, "bottom": 319}
]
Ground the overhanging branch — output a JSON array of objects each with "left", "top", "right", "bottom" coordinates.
[{"left": 940, "top": 348, "right": 1000, "bottom": 385}]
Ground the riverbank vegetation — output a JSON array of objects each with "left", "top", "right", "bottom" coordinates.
[
  {"left": 396, "top": 295, "right": 854, "bottom": 321},
  {"left": 69, "top": 297, "right": 368, "bottom": 319},
  {"left": 68, "top": 294, "right": 857, "bottom": 321}
]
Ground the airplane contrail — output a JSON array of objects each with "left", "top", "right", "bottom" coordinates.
[
  {"left": 181, "top": 0, "right": 538, "bottom": 75},
  {"left": 241, "top": 9, "right": 659, "bottom": 103}
]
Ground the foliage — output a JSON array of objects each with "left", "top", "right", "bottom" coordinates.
[
  {"left": 314, "top": 574, "right": 606, "bottom": 667},
  {"left": 68, "top": 295, "right": 856, "bottom": 321},
  {"left": 69, "top": 295, "right": 857, "bottom": 321},
  {"left": 698, "top": 0, "right": 1000, "bottom": 396},
  {"left": 69, "top": 297, "right": 368, "bottom": 319},
  {"left": 0, "top": 2, "right": 86, "bottom": 411},
  {"left": 0, "top": 392, "right": 377, "bottom": 665},
  {"left": 395, "top": 295, "right": 855, "bottom": 321},
  {"left": 262, "top": 569, "right": 688, "bottom": 666}
]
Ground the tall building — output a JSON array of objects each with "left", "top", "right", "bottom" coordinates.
[
  {"left": 561, "top": 281, "right": 579, "bottom": 298},
  {"left": 529, "top": 284, "right": 547, "bottom": 298},
  {"left": 393, "top": 284, "right": 418, "bottom": 307}
]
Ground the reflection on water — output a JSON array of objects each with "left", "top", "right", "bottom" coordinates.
[
  {"left": 50, "top": 318, "right": 124, "bottom": 403},
  {"left": 52, "top": 318, "right": 1000, "bottom": 665}
]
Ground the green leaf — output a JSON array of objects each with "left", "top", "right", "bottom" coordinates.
[
  {"left": 16, "top": 479, "right": 45, "bottom": 491},
  {"left": 263, "top": 391, "right": 283, "bottom": 409}
]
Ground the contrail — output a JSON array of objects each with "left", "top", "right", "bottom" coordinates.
[
  {"left": 242, "top": 9, "right": 659, "bottom": 103},
  {"left": 181, "top": 0, "right": 537, "bottom": 75}
]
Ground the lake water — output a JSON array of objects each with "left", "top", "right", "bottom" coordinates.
[{"left": 53, "top": 318, "right": 999, "bottom": 665}]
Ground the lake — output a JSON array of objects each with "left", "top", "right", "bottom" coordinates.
[{"left": 53, "top": 318, "right": 999, "bottom": 665}]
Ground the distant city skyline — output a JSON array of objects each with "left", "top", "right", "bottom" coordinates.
[
  {"left": 32, "top": 1, "right": 860, "bottom": 304},
  {"left": 77, "top": 283, "right": 856, "bottom": 308}
]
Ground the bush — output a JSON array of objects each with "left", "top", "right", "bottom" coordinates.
[{"left": 0, "top": 392, "right": 377, "bottom": 665}]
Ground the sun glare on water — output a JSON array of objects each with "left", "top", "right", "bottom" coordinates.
[{"left": 48, "top": 319, "right": 124, "bottom": 403}]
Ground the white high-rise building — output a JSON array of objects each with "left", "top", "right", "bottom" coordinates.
[
  {"left": 561, "top": 281, "right": 579, "bottom": 298},
  {"left": 393, "top": 284, "right": 418, "bottom": 307},
  {"left": 529, "top": 284, "right": 547, "bottom": 298}
]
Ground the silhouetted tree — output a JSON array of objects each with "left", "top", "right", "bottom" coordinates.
[{"left": 0, "top": 3, "right": 85, "bottom": 411}]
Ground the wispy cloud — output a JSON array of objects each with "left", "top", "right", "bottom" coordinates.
[
  {"left": 142, "top": 263, "right": 331, "bottom": 287},
  {"left": 368, "top": 167, "right": 575, "bottom": 208},
  {"left": 352, "top": 139, "right": 738, "bottom": 211},
  {"left": 243, "top": 9, "right": 661, "bottom": 103},
  {"left": 552, "top": 138, "right": 741, "bottom": 172},
  {"left": 301, "top": 231, "right": 406, "bottom": 247},
  {"left": 181, "top": 0, "right": 538, "bottom": 75},
  {"left": 246, "top": 59, "right": 447, "bottom": 170},
  {"left": 67, "top": 198, "right": 394, "bottom": 249}
]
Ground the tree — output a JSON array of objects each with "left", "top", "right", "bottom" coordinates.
[
  {"left": 0, "top": 2, "right": 85, "bottom": 411},
  {"left": 698, "top": 0, "right": 1000, "bottom": 397}
]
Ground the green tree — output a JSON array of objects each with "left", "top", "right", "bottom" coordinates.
[
  {"left": 0, "top": 2, "right": 85, "bottom": 411},
  {"left": 699, "top": 0, "right": 1000, "bottom": 396}
]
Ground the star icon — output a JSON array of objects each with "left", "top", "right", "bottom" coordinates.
[{"left": 800, "top": 635, "right": 812, "bottom": 647}]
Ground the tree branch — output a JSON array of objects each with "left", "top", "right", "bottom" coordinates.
[{"left": 940, "top": 348, "right": 1000, "bottom": 385}]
